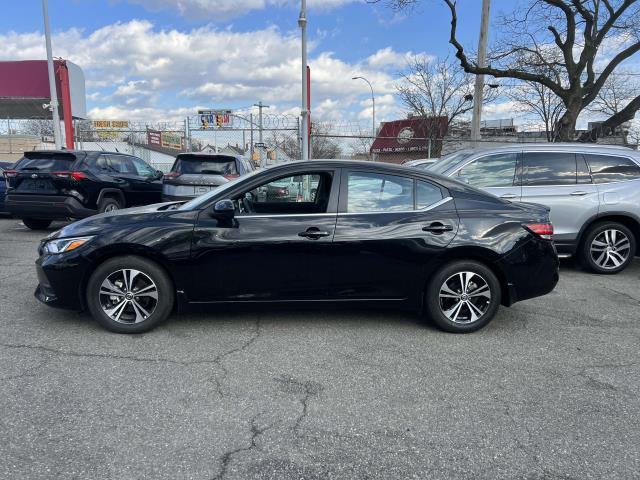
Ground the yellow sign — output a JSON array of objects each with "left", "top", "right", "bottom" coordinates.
[{"left": 92, "top": 120, "right": 130, "bottom": 129}]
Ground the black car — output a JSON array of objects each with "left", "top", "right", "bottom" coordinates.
[
  {"left": 4, "top": 150, "right": 164, "bottom": 229},
  {"left": 162, "top": 153, "right": 255, "bottom": 201},
  {"left": 34, "top": 160, "right": 559, "bottom": 334}
]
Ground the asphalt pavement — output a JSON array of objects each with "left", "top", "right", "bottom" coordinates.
[{"left": 0, "top": 218, "right": 638, "bottom": 479}]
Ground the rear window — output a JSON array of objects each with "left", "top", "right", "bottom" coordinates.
[
  {"left": 15, "top": 153, "right": 77, "bottom": 172},
  {"left": 429, "top": 150, "right": 474, "bottom": 174},
  {"left": 172, "top": 155, "right": 238, "bottom": 175}
]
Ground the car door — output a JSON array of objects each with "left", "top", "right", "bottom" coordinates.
[
  {"left": 331, "top": 169, "right": 459, "bottom": 302},
  {"left": 129, "top": 156, "right": 163, "bottom": 204},
  {"left": 452, "top": 151, "right": 522, "bottom": 201},
  {"left": 520, "top": 151, "right": 599, "bottom": 245},
  {"left": 189, "top": 168, "right": 340, "bottom": 302}
]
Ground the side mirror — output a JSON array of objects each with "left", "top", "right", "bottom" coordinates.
[
  {"left": 153, "top": 170, "right": 164, "bottom": 180},
  {"left": 212, "top": 199, "right": 235, "bottom": 219}
]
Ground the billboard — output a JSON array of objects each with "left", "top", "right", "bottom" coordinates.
[
  {"left": 147, "top": 129, "right": 184, "bottom": 151},
  {"left": 198, "top": 110, "right": 233, "bottom": 128}
]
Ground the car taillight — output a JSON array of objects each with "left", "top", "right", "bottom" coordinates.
[
  {"left": 52, "top": 171, "right": 87, "bottom": 181},
  {"left": 524, "top": 223, "right": 554, "bottom": 240},
  {"left": 224, "top": 174, "right": 240, "bottom": 180},
  {"left": 3, "top": 169, "right": 17, "bottom": 179}
]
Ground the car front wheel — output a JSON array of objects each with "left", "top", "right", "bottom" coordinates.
[
  {"left": 98, "top": 196, "right": 123, "bottom": 213},
  {"left": 425, "top": 260, "right": 501, "bottom": 333},
  {"left": 580, "top": 222, "right": 635, "bottom": 274},
  {"left": 86, "top": 256, "right": 175, "bottom": 333}
]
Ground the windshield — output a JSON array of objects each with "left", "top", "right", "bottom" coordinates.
[
  {"left": 428, "top": 150, "right": 475, "bottom": 174},
  {"left": 178, "top": 169, "right": 261, "bottom": 210},
  {"left": 172, "top": 155, "right": 238, "bottom": 175},
  {"left": 15, "top": 153, "right": 77, "bottom": 172}
]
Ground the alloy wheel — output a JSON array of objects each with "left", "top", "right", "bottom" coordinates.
[
  {"left": 438, "top": 271, "right": 492, "bottom": 324},
  {"left": 590, "top": 229, "right": 631, "bottom": 270},
  {"left": 99, "top": 269, "right": 159, "bottom": 324},
  {"left": 104, "top": 204, "right": 119, "bottom": 212}
]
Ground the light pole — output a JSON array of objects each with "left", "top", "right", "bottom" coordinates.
[
  {"left": 352, "top": 76, "right": 376, "bottom": 140},
  {"left": 299, "top": 0, "right": 309, "bottom": 161},
  {"left": 42, "top": 0, "right": 63, "bottom": 149},
  {"left": 470, "top": 0, "right": 491, "bottom": 146}
]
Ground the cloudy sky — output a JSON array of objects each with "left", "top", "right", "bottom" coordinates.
[{"left": 0, "top": 0, "right": 636, "bottom": 129}]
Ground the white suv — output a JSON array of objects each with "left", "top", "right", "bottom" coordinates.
[{"left": 429, "top": 144, "right": 640, "bottom": 274}]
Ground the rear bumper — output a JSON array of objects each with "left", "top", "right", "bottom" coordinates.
[
  {"left": 497, "top": 238, "right": 559, "bottom": 306},
  {"left": 6, "top": 194, "right": 97, "bottom": 220},
  {"left": 162, "top": 193, "right": 197, "bottom": 202}
]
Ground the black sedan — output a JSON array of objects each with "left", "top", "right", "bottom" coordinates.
[{"left": 34, "top": 160, "right": 559, "bottom": 334}]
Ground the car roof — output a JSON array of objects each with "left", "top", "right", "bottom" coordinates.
[
  {"left": 464, "top": 143, "right": 635, "bottom": 154},
  {"left": 176, "top": 152, "right": 244, "bottom": 160}
]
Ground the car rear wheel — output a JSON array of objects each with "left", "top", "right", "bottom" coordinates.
[
  {"left": 22, "top": 218, "right": 52, "bottom": 230},
  {"left": 86, "top": 256, "right": 175, "bottom": 333},
  {"left": 425, "top": 260, "right": 501, "bottom": 333},
  {"left": 98, "top": 196, "right": 123, "bottom": 213},
  {"left": 580, "top": 222, "right": 635, "bottom": 274}
]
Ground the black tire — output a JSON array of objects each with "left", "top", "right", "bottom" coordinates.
[
  {"left": 580, "top": 221, "right": 636, "bottom": 274},
  {"left": 86, "top": 256, "right": 175, "bottom": 333},
  {"left": 22, "top": 218, "right": 52, "bottom": 230},
  {"left": 98, "top": 196, "right": 123, "bottom": 214},
  {"left": 424, "top": 260, "right": 502, "bottom": 333}
]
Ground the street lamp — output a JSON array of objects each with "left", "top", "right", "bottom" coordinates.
[{"left": 352, "top": 76, "right": 376, "bottom": 140}]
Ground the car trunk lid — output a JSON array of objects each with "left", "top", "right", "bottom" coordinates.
[{"left": 7, "top": 152, "right": 83, "bottom": 195}]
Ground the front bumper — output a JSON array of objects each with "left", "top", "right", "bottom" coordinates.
[
  {"left": 6, "top": 194, "right": 96, "bottom": 220},
  {"left": 34, "top": 251, "right": 91, "bottom": 311}
]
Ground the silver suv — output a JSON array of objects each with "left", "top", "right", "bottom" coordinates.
[{"left": 429, "top": 144, "right": 640, "bottom": 274}]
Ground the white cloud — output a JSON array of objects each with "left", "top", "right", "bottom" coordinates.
[
  {"left": 0, "top": 20, "right": 418, "bottom": 124},
  {"left": 367, "top": 47, "right": 426, "bottom": 70},
  {"left": 127, "top": 0, "right": 360, "bottom": 20}
]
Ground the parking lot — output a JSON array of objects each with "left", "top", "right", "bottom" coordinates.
[{"left": 0, "top": 217, "right": 638, "bottom": 479}]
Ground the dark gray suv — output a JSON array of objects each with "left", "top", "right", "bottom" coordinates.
[{"left": 429, "top": 143, "right": 640, "bottom": 274}]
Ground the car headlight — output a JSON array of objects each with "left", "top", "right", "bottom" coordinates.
[{"left": 44, "top": 236, "right": 94, "bottom": 254}]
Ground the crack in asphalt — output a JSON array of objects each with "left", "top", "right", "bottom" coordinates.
[
  {"left": 212, "top": 413, "right": 272, "bottom": 480},
  {"left": 273, "top": 375, "right": 324, "bottom": 433},
  {"left": 208, "top": 318, "right": 262, "bottom": 398}
]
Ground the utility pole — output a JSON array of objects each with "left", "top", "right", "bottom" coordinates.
[
  {"left": 42, "top": 0, "right": 63, "bottom": 149},
  {"left": 254, "top": 101, "right": 270, "bottom": 167},
  {"left": 470, "top": 0, "right": 491, "bottom": 146},
  {"left": 299, "top": 0, "right": 309, "bottom": 161}
]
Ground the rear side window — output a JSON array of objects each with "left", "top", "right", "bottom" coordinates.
[
  {"left": 173, "top": 155, "right": 238, "bottom": 175},
  {"left": 585, "top": 154, "right": 640, "bottom": 184},
  {"left": 523, "top": 152, "right": 576, "bottom": 186},
  {"left": 15, "top": 154, "right": 76, "bottom": 171},
  {"left": 347, "top": 172, "right": 413, "bottom": 213},
  {"left": 93, "top": 155, "right": 135, "bottom": 174},
  {"left": 457, "top": 153, "right": 518, "bottom": 188},
  {"left": 417, "top": 180, "right": 443, "bottom": 209}
]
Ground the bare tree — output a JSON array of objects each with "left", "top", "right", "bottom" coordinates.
[
  {"left": 16, "top": 119, "right": 55, "bottom": 139},
  {"left": 281, "top": 123, "right": 342, "bottom": 159},
  {"left": 372, "top": 0, "right": 640, "bottom": 142},
  {"left": 396, "top": 55, "right": 497, "bottom": 156},
  {"left": 507, "top": 78, "right": 566, "bottom": 141},
  {"left": 588, "top": 70, "right": 640, "bottom": 117}
]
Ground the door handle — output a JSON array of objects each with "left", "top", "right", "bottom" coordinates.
[
  {"left": 422, "top": 223, "right": 454, "bottom": 234},
  {"left": 500, "top": 193, "right": 518, "bottom": 199},
  {"left": 298, "top": 228, "right": 331, "bottom": 239},
  {"left": 570, "top": 191, "right": 589, "bottom": 196}
]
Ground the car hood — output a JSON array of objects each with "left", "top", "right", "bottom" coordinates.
[{"left": 47, "top": 201, "right": 187, "bottom": 240}]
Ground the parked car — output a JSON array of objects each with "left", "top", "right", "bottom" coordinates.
[
  {"left": 428, "top": 143, "right": 640, "bottom": 274},
  {"left": 35, "top": 160, "right": 558, "bottom": 334},
  {"left": 4, "top": 150, "right": 164, "bottom": 230},
  {"left": 402, "top": 158, "right": 438, "bottom": 170},
  {"left": 0, "top": 161, "right": 14, "bottom": 216},
  {"left": 162, "top": 153, "right": 255, "bottom": 201}
]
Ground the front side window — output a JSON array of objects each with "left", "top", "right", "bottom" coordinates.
[
  {"left": 347, "top": 172, "right": 413, "bottom": 213},
  {"left": 457, "top": 153, "right": 518, "bottom": 188},
  {"left": 237, "top": 172, "right": 331, "bottom": 215},
  {"left": 523, "top": 152, "right": 576, "bottom": 186},
  {"left": 585, "top": 154, "right": 640, "bottom": 184},
  {"left": 130, "top": 157, "right": 156, "bottom": 176}
]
